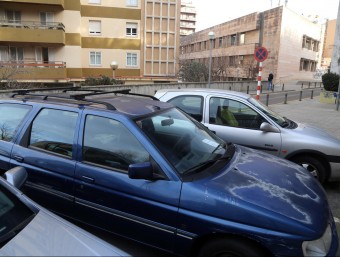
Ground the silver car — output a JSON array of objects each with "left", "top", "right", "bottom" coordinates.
[
  {"left": 0, "top": 166, "right": 129, "bottom": 256},
  {"left": 155, "top": 88, "right": 340, "bottom": 184}
]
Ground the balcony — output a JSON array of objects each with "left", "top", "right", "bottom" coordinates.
[
  {"left": 0, "top": 0, "right": 64, "bottom": 8},
  {"left": 0, "top": 20, "right": 65, "bottom": 45},
  {"left": 0, "top": 61, "right": 67, "bottom": 80}
]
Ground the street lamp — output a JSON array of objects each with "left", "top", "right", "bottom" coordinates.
[
  {"left": 110, "top": 61, "right": 118, "bottom": 79},
  {"left": 208, "top": 31, "right": 215, "bottom": 88}
]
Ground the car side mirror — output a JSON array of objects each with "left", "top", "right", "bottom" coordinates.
[
  {"left": 260, "top": 122, "right": 280, "bottom": 133},
  {"left": 128, "top": 162, "right": 155, "bottom": 180},
  {"left": 4, "top": 166, "right": 28, "bottom": 189}
]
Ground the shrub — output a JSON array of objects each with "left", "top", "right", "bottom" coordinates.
[
  {"left": 84, "top": 75, "right": 123, "bottom": 85},
  {"left": 322, "top": 72, "right": 339, "bottom": 91}
]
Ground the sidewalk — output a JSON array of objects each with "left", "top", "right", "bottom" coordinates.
[{"left": 269, "top": 96, "right": 340, "bottom": 140}]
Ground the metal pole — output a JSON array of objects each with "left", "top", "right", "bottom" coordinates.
[
  {"left": 299, "top": 91, "right": 302, "bottom": 101},
  {"left": 256, "top": 62, "right": 262, "bottom": 100},
  {"left": 311, "top": 90, "right": 314, "bottom": 99},
  {"left": 284, "top": 93, "right": 288, "bottom": 104},
  {"left": 208, "top": 39, "right": 213, "bottom": 88},
  {"left": 266, "top": 94, "right": 269, "bottom": 106}
]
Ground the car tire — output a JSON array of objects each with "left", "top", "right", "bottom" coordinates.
[
  {"left": 291, "top": 155, "right": 326, "bottom": 184},
  {"left": 198, "top": 238, "right": 267, "bottom": 257}
]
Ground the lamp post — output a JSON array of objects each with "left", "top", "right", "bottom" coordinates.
[
  {"left": 208, "top": 31, "right": 215, "bottom": 88},
  {"left": 110, "top": 61, "right": 118, "bottom": 79}
]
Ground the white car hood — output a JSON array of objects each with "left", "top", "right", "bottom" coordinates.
[{"left": 0, "top": 210, "right": 128, "bottom": 256}]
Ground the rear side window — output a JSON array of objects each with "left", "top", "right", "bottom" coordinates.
[
  {"left": 168, "top": 95, "right": 203, "bottom": 122},
  {"left": 0, "top": 104, "right": 32, "bottom": 142},
  {"left": 29, "top": 109, "right": 78, "bottom": 157},
  {"left": 82, "top": 115, "right": 149, "bottom": 171}
]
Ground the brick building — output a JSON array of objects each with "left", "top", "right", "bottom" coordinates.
[{"left": 180, "top": 6, "right": 324, "bottom": 83}]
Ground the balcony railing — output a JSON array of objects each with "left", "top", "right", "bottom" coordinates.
[
  {"left": 0, "top": 61, "right": 66, "bottom": 68},
  {"left": 0, "top": 20, "right": 65, "bottom": 31}
]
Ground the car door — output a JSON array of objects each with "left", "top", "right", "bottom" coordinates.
[
  {"left": 74, "top": 111, "right": 181, "bottom": 252},
  {"left": 204, "top": 95, "right": 282, "bottom": 156},
  {"left": 10, "top": 107, "right": 80, "bottom": 216},
  {"left": 0, "top": 103, "right": 32, "bottom": 173}
]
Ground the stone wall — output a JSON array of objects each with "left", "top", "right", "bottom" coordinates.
[{"left": 0, "top": 81, "right": 259, "bottom": 99}]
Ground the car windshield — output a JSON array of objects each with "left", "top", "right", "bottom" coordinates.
[
  {"left": 248, "top": 97, "right": 287, "bottom": 127},
  {"left": 0, "top": 184, "right": 35, "bottom": 247},
  {"left": 137, "top": 108, "right": 229, "bottom": 176}
]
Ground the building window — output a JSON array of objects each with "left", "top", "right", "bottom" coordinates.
[
  {"left": 90, "top": 51, "right": 101, "bottom": 66},
  {"left": 229, "top": 56, "right": 236, "bottom": 66},
  {"left": 89, "top": 20, "right": 101, "bottom": 35},
  {"left": 5, "top": 10, "right": 21, "bottom": 23},
  {"left": 239, "top": 33, "right": 245, "bottom": 44},
  {"left": 127, "top": 0, "right": 138, "bottom": 7},
  {"left": 231, "top": 34, "right": 237, "bottom": 46},
  {"left": 40, "top": 12, "right": 54, "bottom": 26},
  {"left": 126, "top": 23, "right": 138, "bottom": 36},
  {"left": 89, "top": 0, "right": 101, "bottom": 3},
  {"left": 126, "top": 53, "right": 137, "bottom": 67}
]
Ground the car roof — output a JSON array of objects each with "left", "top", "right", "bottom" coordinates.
[
  {"left": 6, "top": 89, "right": 174, "bottom": 117},
  {"left": 156, "top": 88, "right": 251, "bottom": 100}
]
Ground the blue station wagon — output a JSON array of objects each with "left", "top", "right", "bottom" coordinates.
[{"left": 0, "top": 88, "right": 338, "bottom": 257}]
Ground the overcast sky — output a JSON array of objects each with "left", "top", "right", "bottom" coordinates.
[{"left": 191, "top": 0, "right": 340, "bottom": 31}]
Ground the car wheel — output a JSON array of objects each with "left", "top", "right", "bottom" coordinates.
[
  {"left": 291, "top": 155, "right": 326, "bottom": 183},
  {"left": 198, "top": 238, "right": 267, "bottom": 257}
]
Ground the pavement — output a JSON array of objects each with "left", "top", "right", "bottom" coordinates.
[{"left": 255, "top": 81, "right": 340, "bottom": 254}]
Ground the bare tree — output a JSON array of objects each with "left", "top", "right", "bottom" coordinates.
[{"left": 179, "top": 60, "right": 209, "bottom": 82}]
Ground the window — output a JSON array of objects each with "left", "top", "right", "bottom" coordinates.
[
  {"left": 0, "top": 104, "right": 31, "bottom": 142},
  {"left": 29, "top": 109, "right": 78, "bottom": 157},
  {"left": 0, "top": 46, "right": 8, "bottom": 61},
  {"left": 231, "top": 34, "right": 237, "bottom": 46},
  {"left": 168, "top": 95, "right": 203, "bottom": 122},
  {"left": 83, "top": 115, "right": 149, "bottom": 171},
  {"left": 40, "top": 12, "right": 54, "bottom": 26},
  {"left": 89, "top": 20, "right": 101, "bottom": 35},
  {"left": 5, "top": 10, "right": 21, "bottom": 23},
  {"left": 126, "top": 0, "right": 138, "bottom": 7},
  {"left": 209, "top": 98, "right": 263, "bottom": 129},
  {"left": 126, "top": 53, "right": 137, "bottom": 67},
  {"left": 126, "top": 23, "right": 138, "bottom": 36},
  {"left": 239, "top": 33, "right": 245, "bottom": 44},
  {"left": 90, "top": 51, "right": 101, "bottom": 66}
]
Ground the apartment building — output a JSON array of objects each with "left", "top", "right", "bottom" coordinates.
[
  {"left": 180, "top": 0, "right": 196, "bottom": 37},
  {"left": 0, "top": 0, "right": 180, "bottom": 84},
  {"left": 322, "top": 19, "right": 336, "bottom": 70},
  {"left": 180, "top": 6, "right": 324, "bottom": 83}
]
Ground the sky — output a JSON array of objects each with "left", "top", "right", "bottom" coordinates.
[{"left": 191, "top": 0, "right": 340, "bottom": 31}]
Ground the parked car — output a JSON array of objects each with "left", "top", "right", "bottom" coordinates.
[
  {"left": 0, "top": 88, "right": 338, "bottom": 257},
  {"left": 0, "top": 166, "right": 129, "bottom": 256},
  {"left": 155, "top": 88, "right": 340, "bottom": 184}
]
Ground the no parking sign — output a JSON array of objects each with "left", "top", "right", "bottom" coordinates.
[{"left": 254, "top": 46, "right": 268, "bottom": 62}]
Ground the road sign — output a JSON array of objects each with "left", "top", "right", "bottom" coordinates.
[{"left": 254, "top": 47, "right": 268, "bottom": 62}]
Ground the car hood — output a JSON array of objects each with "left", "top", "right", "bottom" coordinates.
[
  {"left": 180, "top": 146, "right": 330, "bottom": 237},
  {"left": 0, "top": 209, "right": 128, "bottom": 256},
  {"left": 294, "top": 122, "right": 340, "bottom": 142}
]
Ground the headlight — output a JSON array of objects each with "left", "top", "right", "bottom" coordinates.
[{"left": 302, "top": 224, "right": 332, "bottom": 256}]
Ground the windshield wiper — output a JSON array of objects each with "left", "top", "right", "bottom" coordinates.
[
  {"left": 0, "top": 213, "right": 35, "bottom": 247},
  {"left": 212, "top": 142, "right": 226, "bottom": 154},
  {"left": 182, "top": 143, "right": 236, "bottom": 176}
]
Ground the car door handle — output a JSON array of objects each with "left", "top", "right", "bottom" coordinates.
[
  {"left": 13, "top": 155, "right": 24, "bottom": 163},
  {"left": 81, "top": 176, "right": 95, "bottom": 183}
]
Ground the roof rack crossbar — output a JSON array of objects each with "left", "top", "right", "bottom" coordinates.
[
  {"left": 11, "top": 86, "right": 80, "bottom": 95},
  {"left": 70, "top": 89, "right": 131, "bottom": 99}
]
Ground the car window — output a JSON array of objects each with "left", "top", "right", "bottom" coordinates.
[
  {"left": 82, "top": 115, "right": 149, "bottom": 171},
  {"left": 0, "top": 104, "right": 32, "bottom": 142},
  {"left": 29, "top": 109, "right": 78, "bottom": 157},
  {"left": 0, "top": 184, "right": 34, "bottom": 246},
  {"left": 168, "top": 95, "right": 203, "bottom": 122},
  {"left": 209, "top": 97, "right": 264, "bottom": 129}
]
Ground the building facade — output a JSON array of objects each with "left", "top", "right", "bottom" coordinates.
[
  {"left": 180, "top": 6, "right": 324, "bottom": 83},
  {"left": 0, "top": 0, "right": 180, "bottom": 84},
  {"left": 180, "top": 0, "right": 196, "bottom": 37}
]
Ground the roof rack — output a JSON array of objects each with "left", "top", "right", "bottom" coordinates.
[{"left": 9, "top": 86, "right": 159, "bottom": 110}]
